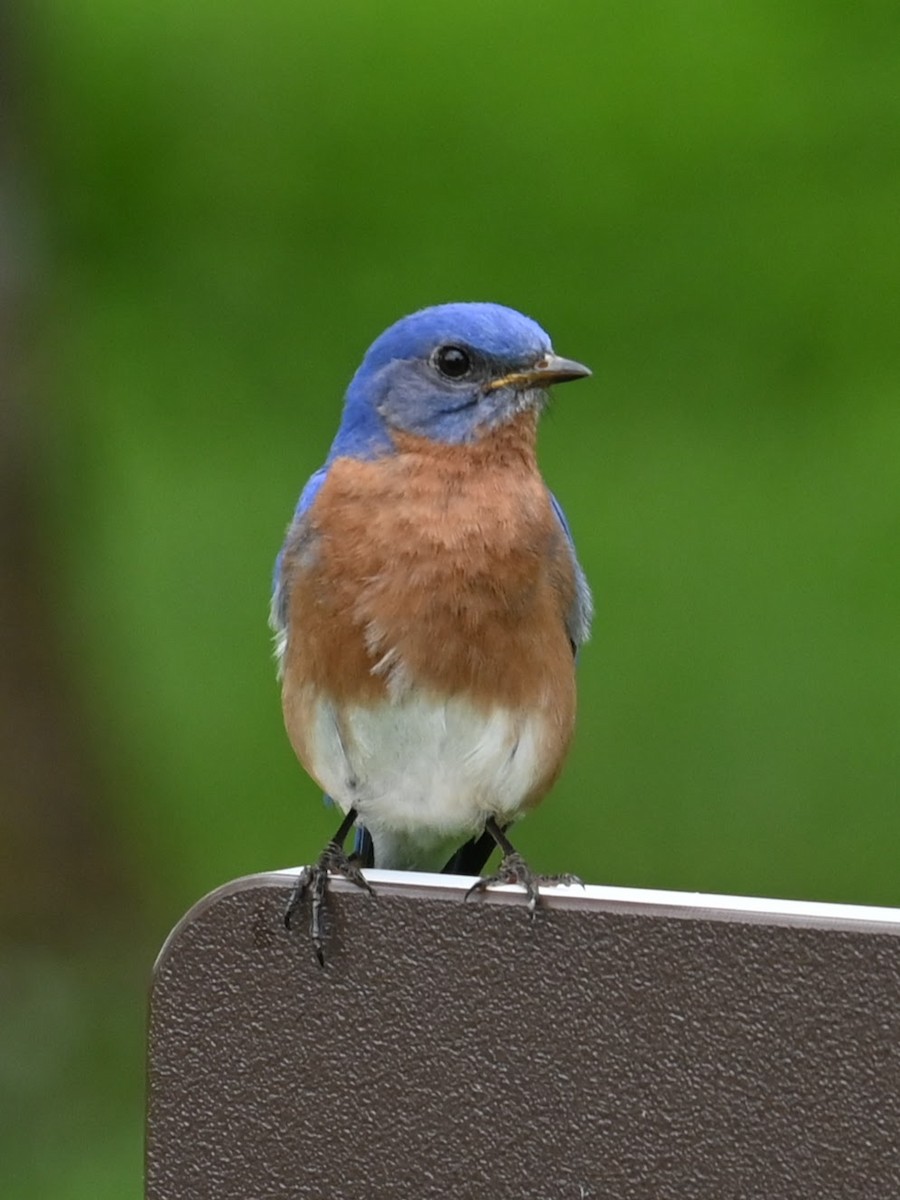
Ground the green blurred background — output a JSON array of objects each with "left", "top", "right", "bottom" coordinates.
[{"left": 2, "top": 1, "right": 899, "bottom": 1194}]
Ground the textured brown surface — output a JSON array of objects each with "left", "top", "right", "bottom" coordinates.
[{"left": 147, "top": 872, "right": 900, "bottom": 1199}]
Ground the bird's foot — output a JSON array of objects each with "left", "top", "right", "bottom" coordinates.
[
  {"left": 284, "top": 839, "right": 375, "bottom": 966},
  {"left": 465, "top": 851, "right": 582, "bottom": 918}
]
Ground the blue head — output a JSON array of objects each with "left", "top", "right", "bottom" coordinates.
[{"left": 327, "top": 302, "right": 590, "bottom": 461}]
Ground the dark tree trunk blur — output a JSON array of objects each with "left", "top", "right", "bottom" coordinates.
[{"left": 0, "top": 9, "right": 132, "bottom": 942}]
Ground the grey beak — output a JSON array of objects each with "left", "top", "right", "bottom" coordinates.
[
  {"left": 486, "top": 353, "right": 592, "bottom": 392},
  {"left": 529, "top": 353, "right": 592, "bottom": 386}
]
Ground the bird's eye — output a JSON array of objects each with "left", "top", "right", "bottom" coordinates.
[{"left": 433, "top": 344, "right": 472, "bottom": 380}]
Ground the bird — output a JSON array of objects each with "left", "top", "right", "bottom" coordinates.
[{"left": 270, "top": 302, "right": 592, "bottom": 963}]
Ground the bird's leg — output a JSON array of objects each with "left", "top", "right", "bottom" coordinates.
[
  {"left": 350, "top": 824, "right": 375, "bottom": 869},
  {"left": 284, "top": 807, "right": 375, "bottom": 966},
  {"left": 465, "top": 817, "right": 582, "bottom": 918}
]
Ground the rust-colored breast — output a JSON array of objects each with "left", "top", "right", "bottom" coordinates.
[{"left": 281, "top": 414, "right": 577, "bottom": 748}]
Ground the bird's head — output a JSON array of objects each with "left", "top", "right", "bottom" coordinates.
[{"left": 329, "top": 302, "right": 590, "bottom": 460}]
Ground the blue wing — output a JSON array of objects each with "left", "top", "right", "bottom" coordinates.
[
  {"left": 272, "top": 465, "right": 345, "bottom": 818},
  {"left": 269, "top": 465, "right": 329, "bottom": 674},
  {"left": 549, "top": 490, "right": 593, "bottom": 653}
]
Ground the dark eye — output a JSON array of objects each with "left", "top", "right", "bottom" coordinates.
[{"left": 433, "top": 344, "right": 472, "bottom": 380}]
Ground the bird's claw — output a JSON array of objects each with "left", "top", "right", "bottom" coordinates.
[
  {"left": 465, "top": 851, "right": 582, "bottom": 918},
  {"left": 284, "top": 840, "right": 375, "bottom": 966}
]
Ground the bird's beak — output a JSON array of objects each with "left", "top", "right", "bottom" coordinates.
[{"left": 486, "top": 353, "right": 592, "bottom": 391}]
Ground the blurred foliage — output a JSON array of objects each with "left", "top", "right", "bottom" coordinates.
[{"left": 3, "top": 0, "right": 900, "bottom": 1194}]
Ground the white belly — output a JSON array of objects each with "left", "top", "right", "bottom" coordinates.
[{"left": 301, "top": 688, "right": 550, "bottom": 870}]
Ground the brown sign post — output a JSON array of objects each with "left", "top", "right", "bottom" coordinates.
[{"left": 147, "top": 870, "right": 900, "bottom": 1198}]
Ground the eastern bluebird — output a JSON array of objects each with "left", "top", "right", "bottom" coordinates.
[{"left": 271, "top": 302, "right": 592, "bottom": 962}]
